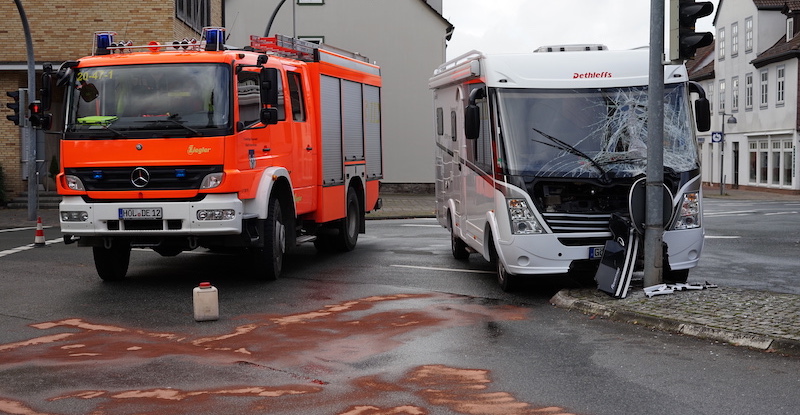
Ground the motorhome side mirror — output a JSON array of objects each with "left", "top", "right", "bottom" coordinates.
[
  {"left": 694, "top": 97, "right": 711, "bottom": 132},
  {"left": 260, "top": 107, "right": 279, "bottom": 125},
  {"left": 464, "top": 104, "right": 480, "bottom": 140},
  {"left": 260, "top": 67, "right": 279, "bottom": 108}
]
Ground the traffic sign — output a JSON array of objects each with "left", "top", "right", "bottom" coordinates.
[{"left": 711, "top": 131, "right": 723, "bottom": 142}]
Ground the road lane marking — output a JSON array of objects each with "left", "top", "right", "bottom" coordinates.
[
  {"left": 705, "top": 235, "right": 741, "bottom": 239},
  {"left": 391, "top": 264, "right": 494, "bottom": 274},
  {"left": 0, "top": 238, "right": 64, "bottom": 258}
]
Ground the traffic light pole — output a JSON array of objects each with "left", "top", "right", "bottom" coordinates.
[
  {"left": 13, "top": 0, "right": 38, "bottom": 221},
  {"left": 644, "top": 0, "right": 666, "bottom": 288}
]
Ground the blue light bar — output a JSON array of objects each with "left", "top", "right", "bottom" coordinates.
[
  {"left": 94, "top": 31, "right": 116, "bottom": 55},
  {"left": 203, "top": 27, "right": 225, "bottom": 51}
]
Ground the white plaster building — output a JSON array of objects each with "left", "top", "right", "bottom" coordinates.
[
  {"left": 224, "top": 0, "right": 453, "bottom": 191},
  {"left": 690, "top": 0, "right": 800, "bottom": 194}
]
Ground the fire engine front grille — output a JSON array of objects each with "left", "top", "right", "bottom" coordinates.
[
  {"left": 541, "top": 212, "right": 612, "bottom": 233},
  {"left": 65, "top": 165, "right": 223, "bottom": 191}
]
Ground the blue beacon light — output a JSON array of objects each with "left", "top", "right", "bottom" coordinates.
[
  {"left": 203, "top": 27, "right": 225, "bottom": 51},
  {"left": 94, "top": 31, "right": 116, "bottom": 55}
]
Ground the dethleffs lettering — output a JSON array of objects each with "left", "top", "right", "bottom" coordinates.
[{"left": 573, "top": 72, "right": 612, "bottom": 79}]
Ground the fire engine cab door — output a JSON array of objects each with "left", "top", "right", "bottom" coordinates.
[{"left": 286, "top": 71, "right": 316, "bottom": 214}]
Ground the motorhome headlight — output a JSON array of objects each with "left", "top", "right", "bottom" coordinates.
[
  {"left": 200, "top": 172, "right": 224, "bottom": 189},
  {"left": 507, "top": 198, "right": 543, "bottom": 235},
  {"left": 673, "top": 192, "right": 701, "bottom": 230},
  {"left": 196, "top": 209, "right": 236, "bottom": 221},
  {"left": 65, "top": 175, "right": 85, "bottom": 191}
]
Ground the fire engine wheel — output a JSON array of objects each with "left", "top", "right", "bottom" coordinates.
[
  {"left": 251, "top": 197, "right": 285, "bottom": 280},
  {"left": 449, "top": 214, "right": 470, "bottom": 260},
  {"left": 93, "top": 244, "right": 131, "bottom": 282},
  {"left": 335, "top": 188, "right": 360, "bottom": 251}
]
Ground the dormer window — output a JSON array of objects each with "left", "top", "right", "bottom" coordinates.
[{"left": 788, "top": 18, "right": 795, "bottom": 41}]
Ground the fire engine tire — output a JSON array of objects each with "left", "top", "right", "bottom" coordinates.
[
  {"left": 93, "top": 244, "right": 131, "bottom": 281},
  {"left": 334, "top": 188, "right": 360, "bottom": 252},
  {"left": 250, "top": 197, "right": 285, "bottom": 280},
  {"left": 449, "top": 214, "right": 470, "bottom": 260}
]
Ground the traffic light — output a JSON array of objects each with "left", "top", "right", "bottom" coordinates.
[
  {"left": 28, "top": 100, "right": 51, "bottom": 130},
  {"left": 669, "top": 0, "right": 714, "bottom": 61},
  {"left": 6, "top": 90, "right": 21, "bottom": 125},
  {"left": 5, "top": 88, "right": 27, "bottom": 127}
]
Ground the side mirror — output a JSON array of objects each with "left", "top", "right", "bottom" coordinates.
[
  {"left": 260, "top": 67, "right": 279, "bottom": 108},
  {"left": 260, "top": 107, "right": 278, "bottom": 126},
  {"left": 464, "top": 87, "right": 486, "bottom": 140},
  {"left": 40, "top": 63, "right": 53, "bottom": 111},
  {"left": 464, "top": 104, "right": 481, "bottom": 140},
  {"left": 694, "top": 98, "right": 711, "bottom": 132}
]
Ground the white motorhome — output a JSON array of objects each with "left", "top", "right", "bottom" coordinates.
[{"left": 429, "top": 46, "right": 711, "bottom": 290}]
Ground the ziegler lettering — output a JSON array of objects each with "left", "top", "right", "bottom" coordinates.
[
  {"left": 573, "top": 72, "right": 612, "bottom": 79},
  {"left": 187, "top": 145, "right": 212, "bottom": 155}
]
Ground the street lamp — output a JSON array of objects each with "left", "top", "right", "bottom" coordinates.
[{"left": 720, "top": 113, "right": 737, "bottom": 195}]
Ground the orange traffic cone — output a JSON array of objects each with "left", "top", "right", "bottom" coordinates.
[{"left": 34, "top": 216, "right": 46, "bottom": 247}]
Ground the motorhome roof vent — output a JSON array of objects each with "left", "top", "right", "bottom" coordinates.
[{"left": 533, "top": 44, "right": 608, "bottom": 53}]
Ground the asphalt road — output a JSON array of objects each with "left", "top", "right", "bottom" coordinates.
[{"left": 1, "top": 203, "right": 799, "bottom": 414}]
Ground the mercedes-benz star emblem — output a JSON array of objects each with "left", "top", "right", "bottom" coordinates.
[{"left": 131, "top": 167, "right": 151, "bottom": 188}]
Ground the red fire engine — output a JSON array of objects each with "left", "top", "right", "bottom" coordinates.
[{"left": 48, "top": 28, "right": 383, "bottom": 281}]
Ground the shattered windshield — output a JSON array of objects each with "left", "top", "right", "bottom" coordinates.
[
  {"left": 497, "top": 84, "right": 698, "bottom": 178},
  {"left": 65, "top": 64, "right": 230, "bottom": 137}
]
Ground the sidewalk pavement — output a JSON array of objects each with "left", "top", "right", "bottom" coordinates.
[{"left": 2, "top": 187, "right": 799, "bottom": 356}]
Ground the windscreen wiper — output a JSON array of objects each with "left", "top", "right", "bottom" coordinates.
[
  {"left": 134, "top": 114, "right": 200, "bottom": 136},
  {"left": 531, "top": 127, "right": 610, "bottom": 184}
]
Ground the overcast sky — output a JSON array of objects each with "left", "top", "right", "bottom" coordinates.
[{"left": 441, "top": 0, "right": 719, "bottom": 60}]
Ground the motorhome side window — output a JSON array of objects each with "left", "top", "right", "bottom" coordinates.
[
  {"left": 465, "top": 85, "right": 493, "bottom": 173},
  {"left": 436, "top": 107, "right": 444, "bottom": 136},
  {"left": 287, "top": 71, "right": 306, "bottom": 121},
  {"left": 450, "top": 110, "right": 457, "bottom": 142}
]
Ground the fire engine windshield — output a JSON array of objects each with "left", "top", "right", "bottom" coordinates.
[
  {"left": 496, "top": 84, "right": 698, "bottom": 179},
  {"left": 65, "top": 64, "right": 230, "bottom": 137}
]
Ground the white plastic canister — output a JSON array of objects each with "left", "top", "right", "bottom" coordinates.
[{"left": 193, "top": 282, "right": 219, "bottom": 321}]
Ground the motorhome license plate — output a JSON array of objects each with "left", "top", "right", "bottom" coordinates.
[
  {"left": 589, "top": 246, "right": 604, "bottom": 259},
  {"left": 119, "top": 208, "right": 163, "bottom": 220}
]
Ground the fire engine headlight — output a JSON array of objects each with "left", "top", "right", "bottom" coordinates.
[
  {"left": 507, "top": 198, "right": 543, "bottom": 235},
  {"left": 196, "top": 209, "right": 236, "bottom": 221},
  {"left": 65, "top": 175, "right": 85, "bottom": 191},
  {"left": 673, "top": 192, "right": 701, "bottom": 230},
  {"left": 61, "top": 211, "right": 89, "bottom": 222},
  {"left": 200, "top": 173, "right": 224, "bottom": 189}
]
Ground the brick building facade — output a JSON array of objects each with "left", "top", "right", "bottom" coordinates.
[{"left": 0, "top": 0, "right": 222, "bottom": 199}]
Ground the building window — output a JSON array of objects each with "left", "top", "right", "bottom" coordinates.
[
  {"left": 777, "top": 66, "right": 785, "bottom": 106},
  {"left": 783, "top": 142, "right": 794, "bottom": 186},
  {"left": 745, "top": 73, "right": 753, "bottom": 110},
  {"left": 731, "top": 22, "right": 739, "bottom": 56},
  {"left": 760, "top": 70, "right": 768, "bottom": 108},
  {"left": 745, "top": 17, "right": 753, "bottom": 53},
  {"left": 708, "top": 81, "right": 714, "bottom": 113},
  {"left": 718, "top": 79, "right": 726, "bottom": 113},
  {"left": 731, "top": 77, "right": 739, "bottom": 112},
  {"left": 718, "top": 28, "right": 726, "bottom": 60},
  {"left": 175, "top": 0, "right": 211, "bottom": 33},
  {"left": 788, "top": 18, "right": 795, "bottom": 41}
]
